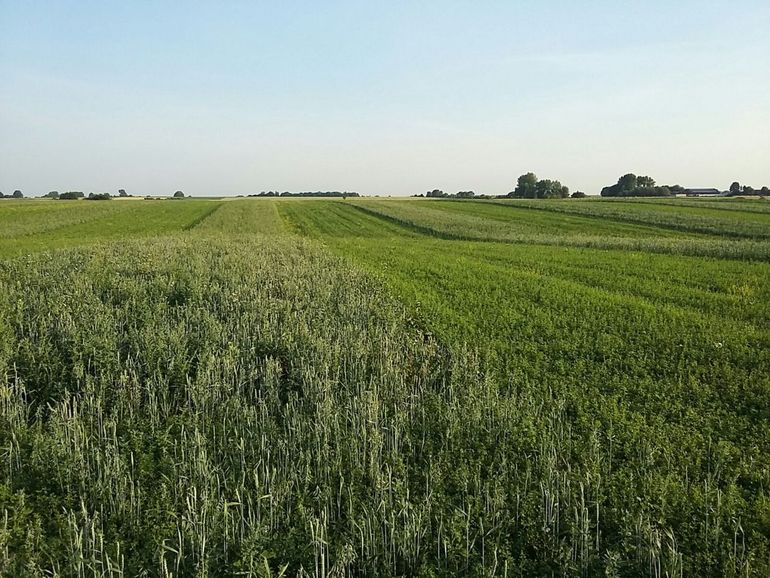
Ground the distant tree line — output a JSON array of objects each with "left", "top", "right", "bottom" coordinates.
[
  {"left": 5, "top": 178, "right": 769, "bottom": 201},
  {"left": 600, "top": 174, "right": 684, "bottom": 197},
  {"left": 414, "top": 190, "right": 479, "bottom": 198},
  {"left": 8, "top": 188, "right": 195, "bottom": 199},
  {"left": 414, "top": 175, "right": 769, "bottom": 198},
  {"left": 729, "top": 182, "right": 769, "bottom": 196},
  {"left": 508, "top": 173, "right": 569, "bottom": 199},
  {"left": 248, "top": 191, "right": 360, "bottom": 198},
  {"left": 87, "top": 192, "right": 112, "bottom": 201},
  {"left": 2, "top": 189, "right": 137, "bottom": 199}
]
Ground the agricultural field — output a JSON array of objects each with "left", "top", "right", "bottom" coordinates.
[
  {"left": 1, "top": 197, "right": 769, "bottom": 576},
  {"left": 343, "top": 198, "right": 770, "bottom": 260},
  {"left": 0, "top": 199, "right": 222, "bottom": 259}
]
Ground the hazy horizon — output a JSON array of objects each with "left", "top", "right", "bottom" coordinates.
[{"left": 2, "top": 1, "right": 769, "bottom": 197}]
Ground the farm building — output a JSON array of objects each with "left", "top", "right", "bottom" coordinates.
[{"left": 682, "top": 188, "right": 725, "bottom": 197}]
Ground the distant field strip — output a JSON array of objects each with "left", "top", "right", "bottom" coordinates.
[
  {"left": 193, "top": 199, "right": 287, "bottom": 235},
  {"left": 0, "top": 200, "right": 138, "bottom": 238},
  {"left": 626, "top": 197, "right": 770, "bottom": 215},
  {"left": 346, "top": 199, "right": 770, "bottom": 260},
  {"left": 0, "top": 199, "right": 222, "bottom": 257},
  {"left": 491, "top": 198, "right": 770, "bottom": 238},
  {"left": 420, "top": 198, "right": 696, "bottom": 237},
  {"left": 279, "top": 199, "right": 419, "bottom": 237}
]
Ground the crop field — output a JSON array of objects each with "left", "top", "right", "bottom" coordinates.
[
  {"left": 488, "top": 199, "right": 770, "bottom": 239},
  {"left": 0, "top": 199, "right": 222, "bottom": 259},
  {"left": 1, "top": 197, "right": 769, "bottom": 576},
  {"left": 337, "top": 199, "right": 770, "bottom": 261}
]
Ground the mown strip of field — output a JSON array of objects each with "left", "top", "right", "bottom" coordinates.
[
  {"left": 193, "top": 198, "right": 286, "bottom": 235},
  {"left": 0, "top": 199, "right": 139, "bottom": 238},
  {"left": 279, "top": 198, "right": 419, "bottom": 238},
  {"left": 622, "top": 197, "right": 770, "bottom": 216},
  {"left": 278, "top": 199, "right": 770, "bottom": 576},
  {"left": 490, "top": 198, "right": 770, "bottom": 238},
  {"left": 0, "top": 199, "right": 222, "bottom": 257},
  {"left": 346, "top": 198, "right": 770, "bottom": 260},
  {"left": 417, "top": 198, "right": 700, "bottom": 237}
]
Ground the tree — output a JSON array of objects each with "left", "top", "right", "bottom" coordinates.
[
  {"left": 601, "top": 174, "right": 671, "bottom": 197},
  {"left": 426, "top": 189, "right": 445, "bottom": 198},
  {"left": 511, "top": 173, "right": 538, "bottom": 198},
  {"left": 729, "top": 182, "right": 741, "bottom": 195},
  {"left": 509, "top": 173, "right": 569, "bottom": 198},
  {"left": 60, "top": 191, "right": 84, "bottom": 200},
  {"left": 637, "top": 176, "right": 655, "bottom": 188},
  {"left": 173, "top": 191, "right": 185, "bottom": 198},
  {"left": 534, "top": 179, "right": 569, "bottom": 199},
  {"left": 456, "top": 191, "right": 475, "bottom": 199},
  {"left": 12, "top": 190, "right": 23, "bottom": 198},
  {"left": 761, "top": 186, "right": 769, "bottom": 196},
  {"left": 571, "top": 191, "right": 587, "bottom": 198},
  {"left": 618, "top": 174, "right": 638, "bottom": 192},
  {"left": 118, "top": 189, "right": 128, "bottom": 197},
  {"left": 44, "top": 191, "right": 60, "bottom": 199}
]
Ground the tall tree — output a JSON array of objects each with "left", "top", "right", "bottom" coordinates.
[
  {"left": 512, "top": 173, "right": 538, "bottom": 198},
  {"left": 618, "top": 174, "right": 638, "bottom": 192},
  {"left": 637, "top": 176, "right": 655, "bottom": 188}
]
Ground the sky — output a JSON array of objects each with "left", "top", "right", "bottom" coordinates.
[{"left": 1, "top": 1, "right": 769, "bottom": 197}]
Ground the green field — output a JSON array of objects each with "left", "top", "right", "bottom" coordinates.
[
  {"left": 1, "top": 197, "right": 769, "bottom": 576},
  {"left": 0, "top": 199, "right": 222, "bottom": 258}
]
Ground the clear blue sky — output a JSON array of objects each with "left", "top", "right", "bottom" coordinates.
[{"left": 1, "top": 1, "right": 769, "bottom": 196}]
